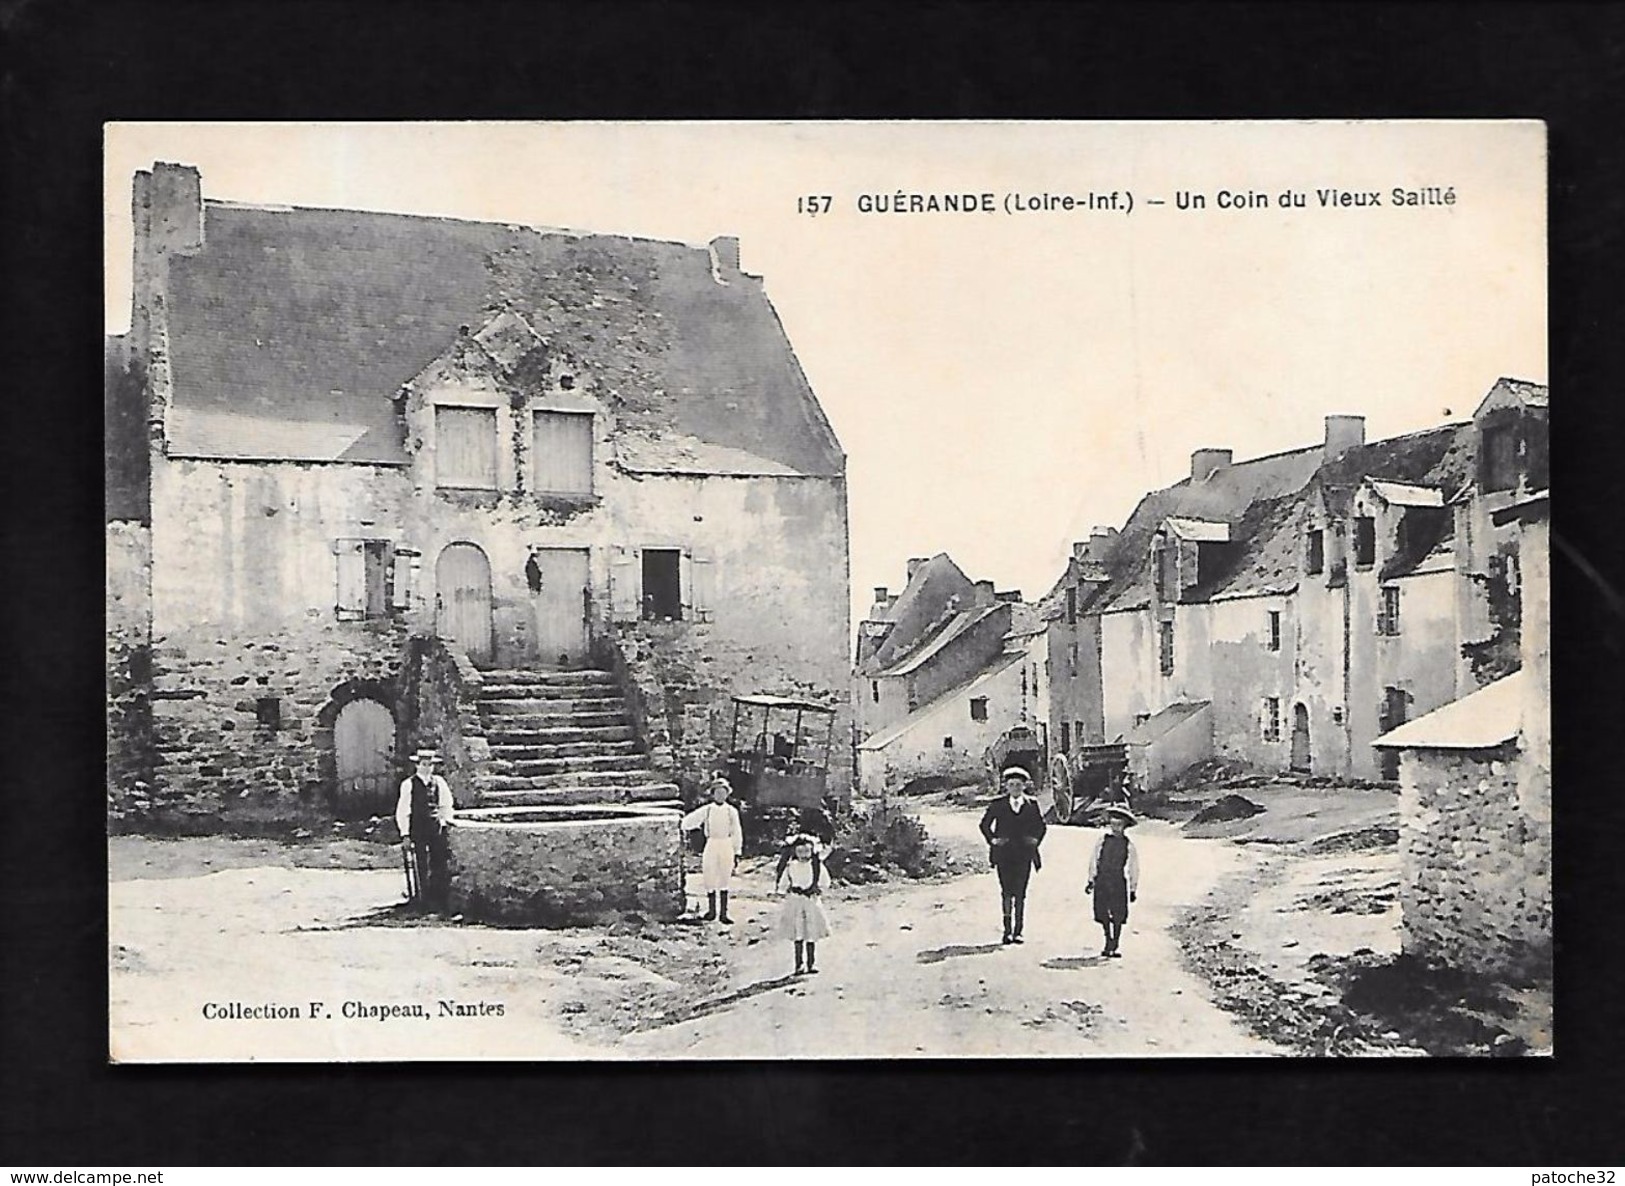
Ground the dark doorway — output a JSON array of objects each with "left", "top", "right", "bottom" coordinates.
[
  {"left": 1290, "top": 703, "right": 1311, "bottom": 773},
  {"left": 641, "top": 548, "right": 682, "bottom": 621},
  {"left": 1378, "top": 687, "right": 1408, "bottom": 781}
]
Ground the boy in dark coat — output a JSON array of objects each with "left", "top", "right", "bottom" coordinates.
[
  {"left": 979, "top": 767, "right": 1048, "bottom": 944},
  {"left": 1086, "top": 805, "right": 1141, "bottom": 957}
]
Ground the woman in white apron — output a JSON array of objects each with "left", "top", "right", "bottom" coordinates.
[{"left": 682, "top": 776, "right": 744, "bottom": 923}]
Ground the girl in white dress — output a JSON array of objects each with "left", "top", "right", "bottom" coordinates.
[
  {"left": 681, "top": 777, "right": 744, "bottom": 923},
  {"left": 773, "top": 834, "right": 831, "bottom": 975}
]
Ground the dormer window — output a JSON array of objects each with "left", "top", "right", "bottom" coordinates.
[
  {"left": 1482, "top": 423, "right": 1519, "bottom": 492},
  {"left": 436, "top": 406, "right": 498, "bottom": 489},
  {"left": 1305, "top": 528, "right": 1325, "bottom": 575},
  {"left": 1353, "top": 516, "right": 1376, "bottom": 569},
  {"left": 533, "top": 410, "right": 594, "bottom": 494}
]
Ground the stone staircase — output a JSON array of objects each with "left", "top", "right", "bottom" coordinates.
[{"left": 471, "top": 669, "right": 681, "bottom": 808}]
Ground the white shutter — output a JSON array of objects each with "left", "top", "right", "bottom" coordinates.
[
  {"left": 690, "top": 550, "right": 714, "bottom": 620},
  {"left": 391, "top": 548, "right": 420, "bottom": 611},
  {"left": 533, "top": 411, "right": 594, "bottom": 494},
  {"left": 610, "top": 548, "right": 638, "bottom": 622},
  {"left": 334, "top": 540, "right": 366, "bottom": 620},
  {"left": 436, "top": 407, "right": 498, "bottom": 488}
]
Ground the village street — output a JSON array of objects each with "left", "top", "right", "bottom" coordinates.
[
  {"left": 109, "top": 802, "right": 1298, "bottom": 1061},
  {"left": 625, "top": 808, "right": 1281, "bottom": 1057}
]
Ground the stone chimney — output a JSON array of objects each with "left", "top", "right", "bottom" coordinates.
[
  {"left": 873, "top": 586, "right": 889, "bottom": 604},
  {"left": 1191, "top": 448, "right": 1233, "bottom": 482},
  {"left": 994, "top": 589, "right": 1023, "bottom": 604},
  {"left": 1087, "top": 527, "right": 1119, "bottom": 563},
  {"left": 709, "top": 235, "right": 741, "bottom": 282},
  {"left": 1324, "top": 415, "right": 1366, "bottom": 461},
  {"left": 906, "top": 556, "right": 930, "bottom": 581},
  {"left": 148, "top": 162, "right": 204, "bottom": 256},
  {"left": 974, "top": 579, "right": 996, "bottom": 603}
]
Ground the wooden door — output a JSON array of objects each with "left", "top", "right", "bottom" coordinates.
[
  {"left": 436, "top": 542, "right": 494, "bottom": 666},
  {"left": 1290, "top": 703, "right": 1312, "bottom": 773},
  {"left": 334, "top": 698, "right": 396, "bottom": 817},
  {"left": 529, "top": 547, "right": 590, "bottom": 667}
]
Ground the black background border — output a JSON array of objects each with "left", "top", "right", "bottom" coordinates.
[{"left": 3, "top": 0, "right": 1622, "bottom": 1166}]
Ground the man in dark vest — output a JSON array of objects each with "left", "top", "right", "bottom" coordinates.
[
  {"left": 979, "top": 766, "right": 1048, "bottom": 944},
  {"left": 395, "top": 747, "right": 455, "bottom": 911}
]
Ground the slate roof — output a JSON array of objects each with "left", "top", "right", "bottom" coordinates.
[
  {"left": 1373, "top": 671, "right": 1523, "bottom": 749},
  {"left": 1087, "top": 422, "right": 1476, "bottom": 612},
  {"left": 860, "top": 553, "right": 979, "bottom": 675},
  {"left": 858, "top": 651, "right": 1026, "bottom": 752},
  {"left": 161, "top": 200, "right": 844, "bottom": 475},
  {"left": 1121, "top": 701, "right": 1211, "bottom": 745},
  {"left": 879, "top": 603, "right": 1004, "bottom": 677}
]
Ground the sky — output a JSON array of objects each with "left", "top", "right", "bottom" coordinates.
[{"left": 105, "top": 122, "right": 1547, "bottom": 631}]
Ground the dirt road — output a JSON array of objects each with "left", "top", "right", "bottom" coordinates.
[
  {"left": 624, "top": 809, "right": 1282, "bottom": 1058},
  {"left": 109, "top": 809, "right": 1281, "bottom": 1060}
]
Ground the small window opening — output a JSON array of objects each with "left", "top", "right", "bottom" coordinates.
[
  {"left": 641, "top": 548, "right": 683, "bottom": 621},
  {"left": 970, "top": 697, "right": 989, "bottom": 722},
  {"left": 255, "top": 697, "right": 281, "bottom": 731},
  {"left": 1354, "top": 516, "right": 1376, "bottom": 568}
]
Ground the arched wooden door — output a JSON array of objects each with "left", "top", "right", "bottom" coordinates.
[
  {"left": 436, "top": 542, "right": 494, "bottom": 666},
  {"left": 1290, "top": 703, "right": 1312, "bottom": 773},
  {"left": 334, "top": 698, "right": 396, "bottom": 817}
]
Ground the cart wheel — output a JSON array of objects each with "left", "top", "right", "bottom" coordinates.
[{"left": 1050, "top": 757, "right": 1072, "bottom": 823}]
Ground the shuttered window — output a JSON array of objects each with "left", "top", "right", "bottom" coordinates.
[
  {"left": 533, "top": 411, "right": 594, "bottom": 494},
  {"left": 334, "top": 539, "right": 396, "bottom": 620},
  {"left": 436, "top": 407, "right": 498, "bottom": 488}
]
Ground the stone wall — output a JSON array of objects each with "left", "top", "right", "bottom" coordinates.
[
  {"left": 609, "top": 620, "right": 853, "bottom": 802},
  {"left": 141, "top": 616, "right": 408, "bottom": 831},
  {"left": 407, "top": 635, "right": 489, "bottom": 807},
  {"left": 106, "top": 522, "right": 154, "bottom": 822},
  {"left": 1398, "top": 742, "right": 1551, "bottom": 979},
  {"left": 446, "top": 806, "right": 684, "bottom": 925}
]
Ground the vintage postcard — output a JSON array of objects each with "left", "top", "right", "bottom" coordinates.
[{"left": 105, "top": 120, "right": 1548, "bottom": 1061}]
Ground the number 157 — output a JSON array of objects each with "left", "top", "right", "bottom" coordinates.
[{"left": 797, "top": 195, "right": 832, "bottom": 216}]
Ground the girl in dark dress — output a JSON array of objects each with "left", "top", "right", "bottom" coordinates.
[{"left": 1085, "top": 805, "right": 1141, "bottom": 957}]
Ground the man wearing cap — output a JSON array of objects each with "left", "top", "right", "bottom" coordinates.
[
  {"left": 396, "top": 747, "right": 455, "bottom": 911},
  {"left": 1086, "top": 805, "right": 1141, "bottom": 958},
  {"left": 979, "top": 766, "right": 1048, "bottom": 944},
  {"left": 681, "top": 776, "right": 744, "bottom": 924}
]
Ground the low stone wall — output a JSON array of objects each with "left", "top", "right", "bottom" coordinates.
[
  {"left": 1398, "top": 742, "right": 1551, "bottom": 979},
  {"left": 409, "top": 636, "right": 489, "bottom": 808},
  {"left": 446, "top": 805, "right": 684, "bottom": 926}
]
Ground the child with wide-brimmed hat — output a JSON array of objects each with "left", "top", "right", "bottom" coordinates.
[
  {"left": 773, "top": 833, "right": 831, "bottom": 975},
  {"left": 1085, "top": 804, "right": 1140, "bottom": 958}
]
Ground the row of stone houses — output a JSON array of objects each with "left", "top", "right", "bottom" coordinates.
[
  {"left": 106, "top": 163, "right": 853, "bottom": 830},
  {"left": 1044, "top": 377, "right": 1548, "bottom": 792},
  {"left": 852, "top": 555, "right": 1046, "bottom": 797}
]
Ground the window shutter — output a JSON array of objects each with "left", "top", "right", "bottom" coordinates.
[
  {"left": 392, "top": 548, "right": 420, "bottom": 611},
  {"left": 690, "top": 550, "right": 714, "bottom": 620},
  {"left": 334, "top": 540, "right": 366, "bottom": 620},
  {"left": 610, "top": 548, "right": 639, "bottom": 622},
  {"left": 533, "top": 411, "right": 594, "bottom": 494},
  {"left": 436, "top": 407, "right": 498, "bottom": 488}
]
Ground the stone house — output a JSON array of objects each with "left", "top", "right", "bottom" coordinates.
[
  {"left": 1045, "top": 378, "right": 1547, "bottom": 789},
  {"left": 106, "top": 162, "right": 851, "bottom": 830},
  {"left": 1373, "top": 486, "right": 1550, "bottom": 980},
  {"left": 853, "top": 554, "right": 1043, "bottom": 796}
]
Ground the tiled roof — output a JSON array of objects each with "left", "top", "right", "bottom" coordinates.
[
  {"left": 162, "top": 201, "right": 844, "bottom": 474},
  {"left": 1373, "top": 671, "right": 1522, "bottom": 749}
]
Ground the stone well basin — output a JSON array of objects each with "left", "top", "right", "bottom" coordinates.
[{"left": 446, "top": 804, "right": 684, "bottom": 927}]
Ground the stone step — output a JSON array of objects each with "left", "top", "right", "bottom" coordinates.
[
  {"left": 480, "top": 767, "right": 671, "bottom": 790},
  {"left": 479, "top": 723, "right": 636, "bottom": 745},
  {"left": 479, "top": 705, "right": 629, "bottom": 728},
  {"left": 482, "top": 753, "right": 651, "bottom": 776},
  {"left": 476, "top": 782, "right": 682, "bottom": 807},
  {"left": 478, "top": 689, "right": 626, "bottom": 710},
  {"left": 484, "top": 738, "right": 644, "bottom": 760},
  {"left": 479, "top": 669, "right": 618, "bottom": 687}
]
